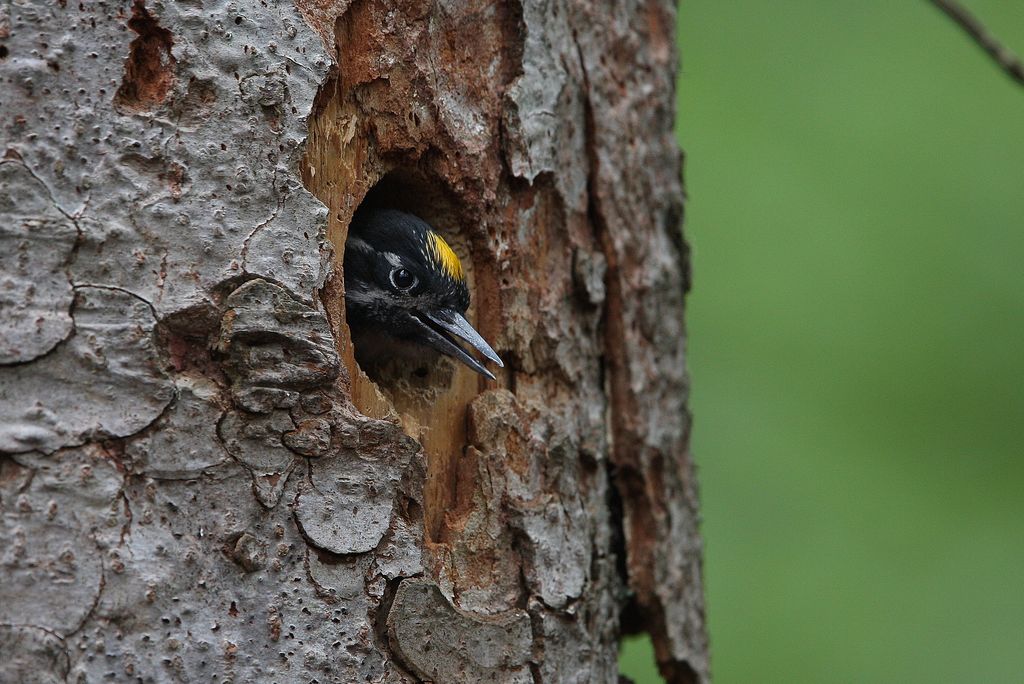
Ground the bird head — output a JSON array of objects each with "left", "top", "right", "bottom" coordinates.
[{"left": 343, "top": 208, "right": 503, "bottom": 379}]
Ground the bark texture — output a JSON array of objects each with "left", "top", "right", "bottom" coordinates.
[{"left": 0, "top": 1, "right": 707, "bottom": 682}]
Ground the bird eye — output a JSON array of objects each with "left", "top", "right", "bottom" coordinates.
[{"left": 389, "top": 267, "right": 418, "bottom": 291}]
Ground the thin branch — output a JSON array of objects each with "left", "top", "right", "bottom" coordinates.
[{"left": 929, "top": 0, "right": 1024, "bottom": 87}]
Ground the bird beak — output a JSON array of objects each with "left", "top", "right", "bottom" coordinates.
[{"left": 411, "top": 308, "right": 504, "bottom": 380}]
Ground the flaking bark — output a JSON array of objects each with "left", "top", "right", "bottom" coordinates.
[{"left": 0, "top": 1, "right": 707, "bottom": 682}]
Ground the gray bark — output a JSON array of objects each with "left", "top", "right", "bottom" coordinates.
[{"left": 0, "top": 1, "right": 707, "bottom": 682}]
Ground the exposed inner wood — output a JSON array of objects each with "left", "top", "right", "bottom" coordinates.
[{"left": 304, "top": 82, "right": 495, "bottom": 544}]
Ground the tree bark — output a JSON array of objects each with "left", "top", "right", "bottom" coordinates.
[{"left": 0, "top": 1, "right": 707, "bottom": 682}]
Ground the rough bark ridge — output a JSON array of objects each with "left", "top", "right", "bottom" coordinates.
[{"left": 0, "top": 1, "right": 707, "bottom": 682}]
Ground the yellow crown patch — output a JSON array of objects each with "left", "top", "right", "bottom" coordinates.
[{"left": 427, "top": 231, "right": 465, "bottom": 281}]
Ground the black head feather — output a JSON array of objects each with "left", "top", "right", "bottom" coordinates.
[{"left": 343, "top": 208, "right": 501, "bottom": 378}]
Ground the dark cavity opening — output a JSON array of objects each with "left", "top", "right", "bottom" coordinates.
[{"left": 344, "top": 169, "right": 475, "bottom": 401}]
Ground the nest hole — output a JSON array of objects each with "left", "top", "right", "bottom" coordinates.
[{"left": 344, "top": 169, "right": 479, "bottom": 406}]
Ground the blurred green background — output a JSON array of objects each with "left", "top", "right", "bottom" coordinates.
[{"left": 621, "top": 1, "right": 1024, "bottom": 682}]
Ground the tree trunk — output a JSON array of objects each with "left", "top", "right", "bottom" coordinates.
[{"left": 0, "top": 1, "right": 707, "bottom": 682}]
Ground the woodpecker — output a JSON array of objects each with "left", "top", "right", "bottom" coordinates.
[{"left": 343, "top": 208, "right": 503, "bottom": 380}]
